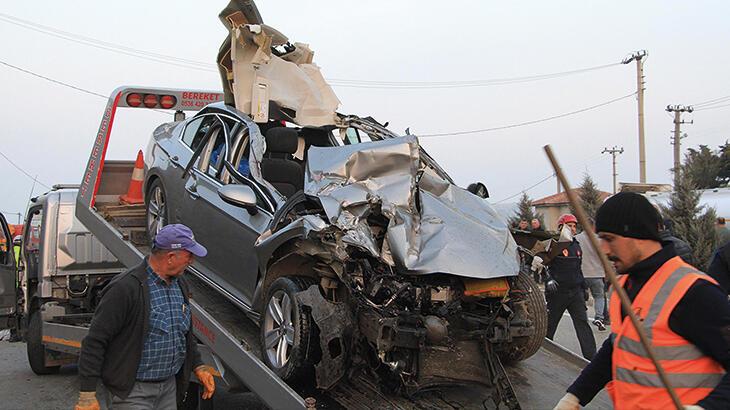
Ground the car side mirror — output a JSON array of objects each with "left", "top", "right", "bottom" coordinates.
[
  {"left": 218, "top": 185, "right": 258, "bottom": 215},
  {"left": 467, "top": 182, "right": 489, "bottom": 199}
]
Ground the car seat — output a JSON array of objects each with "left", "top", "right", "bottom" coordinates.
[{"left": 261, "top": 127, "right": 303, "bottom": 198}]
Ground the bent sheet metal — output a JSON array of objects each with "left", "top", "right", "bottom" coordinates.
[{"left": 304, "top": 135, "right": 519, "bottom": 278}]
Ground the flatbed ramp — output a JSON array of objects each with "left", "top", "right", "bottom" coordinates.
[{"left": 188, "top": 274, "right": 612, "bottom": 409}]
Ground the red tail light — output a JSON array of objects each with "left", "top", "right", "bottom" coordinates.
[
  {"left": 159, "top": 95, "right": 177, "bottom": 109},
  {"left": 126, "top": 93, "right": 142, "bottom": 107},
  {"left": 143, "top": 94, "right": 158, "bottom": 108}
]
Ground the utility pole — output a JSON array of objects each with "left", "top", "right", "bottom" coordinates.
[
  {"left": 622, "top": 50, "right": 648, "bottom": 183},
  {"left": 602, "top": 146, "right": 625, "bottom": 194},
  {"left": 666, "top": 105, "right": 693, "bottom": 184}
]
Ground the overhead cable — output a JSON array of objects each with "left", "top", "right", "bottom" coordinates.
[
  {"left": 0, "top": 13, "right": 215, "bottom": 72},
  {"left": 419, "top": 92, "right": 637, "bottom": 138},
  {"left": 494, "top": 174, "right": 556, "bottom": 203},
  {"left": 691, "top": 94, "right": 730, "bottom": 108},
  {"left": 327, "top": 63, "right": 622, "bottom": 89},
  {"left": 0, "top": 60, "right": 107, "bottom": 99},
  {"left": 0, "top": 12, "right": 624, "bottom": 89},
  {"left": 0, "top": 59, "right": 173, "bottom": 116},
  {"left": 694, "top": 103, "right": 730, "bottom": 112},
  {"left": 0, "top": 149, "right": 51, "bottom": 189}
]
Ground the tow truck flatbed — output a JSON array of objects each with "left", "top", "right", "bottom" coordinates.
[{"left": 63, "top": 86, "right": 611, "bottom": 409}]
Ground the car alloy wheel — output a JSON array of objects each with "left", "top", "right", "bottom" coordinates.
[
  {"left": 263, "top": 289, "right": 295, "bottom": 369},
  {"left": 147, "top": 183, "right": 166, "bottom": 237}
]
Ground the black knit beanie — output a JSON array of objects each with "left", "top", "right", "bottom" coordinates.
[{"left": 594, "top": 192, "right": 662, "bottom": 241}]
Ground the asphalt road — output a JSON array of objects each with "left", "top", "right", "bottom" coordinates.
[
  {"left": 0, "top": 301, "right": 609, "bottom": 410},
  {"left": 0, "top": 341, "right": 266, "bottom": 410},
  {"left": 552, "top": 300, "right": 612, "bottom": 359}
]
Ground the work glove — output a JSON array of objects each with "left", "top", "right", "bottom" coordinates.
[
  {"left": 74, "top": 391, "right": 100, "bottom": 410},
  {"left": 553, "top": 392, "right": 580, "bottom": 410},
  {"left": 545, "top": 278, "right": 559, "bottom": 294},
  {"left": 194, "top": 365, "right": 216, "bottom": 400},
  {"left": 530, "top": 256, "right": 544, "bottom": 273}
]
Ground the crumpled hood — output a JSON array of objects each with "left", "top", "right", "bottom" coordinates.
[{"left": 304, "top": 135, "right": 519, "bottom": 279}]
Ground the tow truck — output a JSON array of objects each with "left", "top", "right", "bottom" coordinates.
[{"left": 0, "top": 86, "right": 610, "bottom": 409}]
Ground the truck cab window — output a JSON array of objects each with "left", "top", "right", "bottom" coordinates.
[
  {"left": 24, "top": 209, "right": 42, "bottom": 279},
  {"left": 0, "top": 223, "right": 7, "bottom": 266}
]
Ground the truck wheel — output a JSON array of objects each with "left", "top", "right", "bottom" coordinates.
[
  {"left": 146, "top": 179, "right": 168, "bottom": 241},
  {"left": 260, "top": 276, "right": 317, "bottom": 383},
  {"left": 498, "top": 270, "right": 548, "bottom": 364},
  {"left": 26, "top": 310, "right": 60, "bottom": 375}
]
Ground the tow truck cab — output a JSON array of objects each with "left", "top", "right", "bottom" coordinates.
[{"left": 0, "top": 186, "right": 124, "bottom": 374}]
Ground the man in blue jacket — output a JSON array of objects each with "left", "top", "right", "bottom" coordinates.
[{"left": 75, "top": 224, "right": 215, "bottom": 409}]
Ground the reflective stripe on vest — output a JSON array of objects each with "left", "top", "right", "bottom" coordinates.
[
  {"left": 615, "top": 367, "right": 724, "bottom": 389},
  {"left": 608, "top": 257, "right": 725, "bottom": 408}
]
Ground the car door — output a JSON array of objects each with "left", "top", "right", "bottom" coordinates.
[
  {"left": 162, "top": 114, "right": 219, "bottom": 224},
  {"left": 181, "top": 117, "right": 273, "bottom": 308},
  {"left": 0, "top": 213, "right": 17, "bottom": 329}
]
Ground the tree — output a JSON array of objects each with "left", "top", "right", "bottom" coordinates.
[
  {"left": 510, "top": 192, "right": 536, "bottom": 227},
  {"left": 570, "top": 174, "right": 602, "bottom": 222},
  {"left": 660, "top": 167, "right": 717, "bottom": 270},
  {"left": 683, "top": 145, "right": 722, "bottom": 189}
]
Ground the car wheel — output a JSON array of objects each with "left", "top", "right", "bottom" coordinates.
[
  {"left": 27, "top": 310, "right": 60, "bottom": 375},
  {"left": 260, "top": 276, "right": 317, "bottom": 382},
  {"left": 146, "top": 179, "right": 168, "bottom": 242},
  {"left": 498, "top": 269, "right": 548, "bottom": 364}
]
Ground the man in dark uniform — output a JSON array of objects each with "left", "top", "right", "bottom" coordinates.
[{"left": 543, "top": 214, "right": 597, "bottom": 360}]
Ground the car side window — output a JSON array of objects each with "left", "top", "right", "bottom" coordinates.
[
  {"left": 182, "top": 116, "right": 217, "bottom": 152},
  {"left": 344, "top": 127, "right": 372, "bottom": 145},
  {"left": 206, "top": 128, "right": 227, "bottom": 178}
]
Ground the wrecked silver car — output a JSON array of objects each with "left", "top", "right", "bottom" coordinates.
[{"left": 143, "top": 0, "right": 547, "bottom": 394}]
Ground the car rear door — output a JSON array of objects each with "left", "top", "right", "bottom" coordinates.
[{"left": 0, "top": 213, "right": 17, "bottom": 329}]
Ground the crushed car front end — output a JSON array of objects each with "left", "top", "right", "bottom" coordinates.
[{"left": 256, "top": 129, "right": 546, "bottom": 392}]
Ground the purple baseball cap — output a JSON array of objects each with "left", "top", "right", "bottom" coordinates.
[{"left": 153, "top": 224, "right": 208, "bottom": 257}]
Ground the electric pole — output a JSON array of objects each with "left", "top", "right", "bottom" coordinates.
[
  {"left": 622, "top": 50, "right": 648, "bottom": 183},
  {"left": 666, "top": 104, "right": 693, "bottom": 184},
  {"left": 602, "top": 146, "right": 624, "bottom": 194}
]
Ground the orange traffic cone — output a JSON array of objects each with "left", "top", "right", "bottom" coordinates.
[{"left": 120, "top": 150, "right": 145, "bottom": 205}]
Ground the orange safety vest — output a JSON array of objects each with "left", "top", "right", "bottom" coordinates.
[{"left": 606, "top": 256, "right": 725, "bottom": 409}]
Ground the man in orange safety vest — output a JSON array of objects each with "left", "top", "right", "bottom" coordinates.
[{"left": 554, "top": 192, "right": 730, "bottom": 410}]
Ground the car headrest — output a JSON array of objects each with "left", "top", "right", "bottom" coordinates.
[{"left": 265, "top": 127, "right": 299, "bottom": 154}]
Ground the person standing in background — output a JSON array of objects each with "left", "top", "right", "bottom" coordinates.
[{"left": 575, "top": 225, "right": 608, "bottom": 331}]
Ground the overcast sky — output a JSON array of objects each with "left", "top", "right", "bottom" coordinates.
[{"left": 1, "top": 1, "right": 729, "bottom": 223}]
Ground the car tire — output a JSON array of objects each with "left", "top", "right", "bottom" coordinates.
[
  {"left": 26, "top": 310, "right": 60, "bottom": 375},
  {"left": 498, "top": 269, "right": 548, "bottom": 364},
  {"left": 260, "top": 276, "right": 318, "bottom": 383},
  {"left": 146, "top": 179, "right": 168, "bottom": 243}
]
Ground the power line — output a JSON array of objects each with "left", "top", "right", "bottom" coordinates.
[
  {"left": 418, "top": 91, "right": 637, "bottom": 138},
  {"left": 0, "top": 12, "right": 625, "bottom": 89},
  {"left": 0, "top": 13, "right": 215, "bottom": 72},
  {"left": 0, "top": 149, "right": 51, "bottom": 189},
  {"left": 0, "top": 60, "right": 107, "bottom": 99},
  {"left": 691, "top": 94, "right": 730, "bottom": 108},
  {"left": 327, "top": 63, "right": 622, "bottom": 89},
  {"left": 495, "top": 173, "right": 555, "bottom": 203},
  {"left": 0, "top": 59, "right": 173, "bottom": 116},
  {"left": 694, "top": 102, "right": 730, "bottom": 112}
]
